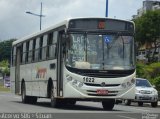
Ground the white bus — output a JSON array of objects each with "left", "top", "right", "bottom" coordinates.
[{"left": 11, "top": 18, "right": 136, "bottom": 110}]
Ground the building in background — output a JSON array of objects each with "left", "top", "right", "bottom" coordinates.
[
  {"left": 133, "top": 0, "right": 160, "bottom": 63},
  {"left": 133, "top": 0, "right": 160, "bottom": 19}
]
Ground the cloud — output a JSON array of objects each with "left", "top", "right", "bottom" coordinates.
[{"left": 0, "top": 0, "right": 144, "bottom": 40}]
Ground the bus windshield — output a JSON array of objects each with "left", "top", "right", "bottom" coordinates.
[{"left": 66, "top": 33, "right": 135, "bottom": 70}]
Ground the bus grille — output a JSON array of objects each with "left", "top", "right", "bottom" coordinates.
[
  {"left": 79, "top": 72, "right": 129, "bottom": 78},
  {"left": 84, "top": 83, "right": 120, "bottom": 87}
]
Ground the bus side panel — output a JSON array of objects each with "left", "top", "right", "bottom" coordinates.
[
  {"left": 36, "top": 59, "right": 57, "bottom": 97},
  {"left": 31, "top": 62, "right": 41, "bottom": 97},
  {"left": 35, "top": 61, "right": 48, "bottom": 97},
  {"left": 10, "top": 67, "right": 15, "bottom": 93},
  {"left": 20, "top": 64, "right": 32, "bottom": 96},
  {"left": 45, "top": 59, "right": 57, "bottom": 97}
]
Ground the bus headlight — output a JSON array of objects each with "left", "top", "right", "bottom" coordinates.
[
  {"left": 72, "top": 79, "right": 84, "bottom": 88},
  {"left": 131, "top": 78, "right": 135, "bottom": 84},
  {"left": 78, "top": 82, "right": 84, "bottom": 88},
  {"left": 66, "top": 75, "right": 84, "bottom": 88},
  {"left": 66, "top": 76, "right": 73, "bottom": 82},
  {"left": 121, "top": 83, "right": 127, "bottom": 88},
  {"left": 72, "top": 80, "right": 78, "bottom": 85},
  {"left": 121, "top": 78, "right": 135, "bottom": 88},
  {"left": 127, "top": 82, "right": 131, "bottom": 87}
]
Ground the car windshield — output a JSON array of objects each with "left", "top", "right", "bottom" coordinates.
[
  {"left": 136, "top": 79, "right": 152, "bottom": 87},
  {"left": 65, "top": 33, "right": 135, "bottom": 70}
]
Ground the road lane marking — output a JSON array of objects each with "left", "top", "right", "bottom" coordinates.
[
  {"left": 131, "top": 107, "right": 150, "bottom": 112},
  {"left": 117, "top": 115, "right": 137, "bottom": 119}
]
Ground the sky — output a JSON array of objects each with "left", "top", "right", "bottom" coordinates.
[{"left": 0, "top": 0, "right": 146, "bottom": 41}]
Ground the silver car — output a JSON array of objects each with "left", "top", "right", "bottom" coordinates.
[{"left": 124, "top": 78, "right": 158, "bottom": 107}]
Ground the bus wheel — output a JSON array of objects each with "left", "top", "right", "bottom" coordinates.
[
  {"left": 50, "top": 86, "right": 59, "bottom": 108},
  {"left": 138, "top": 102, "right": 143, "bottom": 106},
  {"left": 29, "top": 96, "right": 37, "bottom": 104},
  {"left": 102, "top": 99, "right": 115, "bottom": 110},
  {"left": 21, "top": 82, "right": 29, "bottom": 103},
  {"left": 22, "top": 82, "right": 37, "bottom": 104}
]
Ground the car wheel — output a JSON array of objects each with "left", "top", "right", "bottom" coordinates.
[
  {"left": 151, "top": 102, "right": 158, "bottom": 107},
  {"left": 124, "top": 100, "right": 131, "bottom": 106},
  {"left": 102, "top": 99, "right": 115, "bottom": 110},
  {"left": 138, "top": 102, "right": 143, "bottom": 106}
]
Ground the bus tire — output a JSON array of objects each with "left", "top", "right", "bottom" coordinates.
[
  {"left": 138, "top": 102, "right": 143, "bottom": 106},
  {"left": 50, "top": 86, "right": 59, "bottom": 108},
  {"left": 21, "top": 82, "right": 30, "bottom": 103},
  {"left": 102, "top": 99, "right": 115, "bottom": 110},
  {"left": 29, "top": 96, "right": 37, "bottom": 104}
]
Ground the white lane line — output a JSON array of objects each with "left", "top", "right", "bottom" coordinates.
[
  {"left": 117, "top": 115, "right": 137, "bottom": 119},
  {"left": 131, "top": 107, "right": 150, "bottom": 112}
]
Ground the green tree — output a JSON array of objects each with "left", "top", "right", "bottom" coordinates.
[
  {"left": 134, "top": 10, "right": 160, "bottom": 62},
  {"left": 0, "top": 60, "right": 10, "bottom": 77},
  {"left": 0, "top": 39, "right": 16, "bottom": 62},
  {"left": 136, "top": 62, "right": 160, "bottom": 91}
]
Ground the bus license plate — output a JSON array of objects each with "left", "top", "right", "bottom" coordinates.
[{"left": 97, "top": 89, "right": 108, "bottom": 95}]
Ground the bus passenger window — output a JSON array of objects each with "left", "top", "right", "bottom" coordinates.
[
  {"left": 28, "top": 40, "right": 33, "bottom": 63},
  {"left": 35, "top": 38, "right": 40, "bottom": 61},
  {"left": 22, "top": 43, "right": 26, "bottom": 64},
  {"left": 39, "top": 36, "right": 43, "bottom": 60},
  {"left": 47, "top": 32, "right": 56, "bottom": 59},
  {"left": 42, "top": 35, "right": 47, "bottom": 60},
  {"left": 26, "top": 41, "right": 29, "bottom": 63},
  {"left": 32, "top": 39, "right": 36, "bottom": 62}
]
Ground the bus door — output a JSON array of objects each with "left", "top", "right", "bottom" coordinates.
[
  {"left": 15, "top": 46, "right": 21, "bottom": 94},
  {"left": 57, "top": 30, "right": 65, "bottom": 97}
]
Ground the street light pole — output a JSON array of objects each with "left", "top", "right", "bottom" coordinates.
[
  {"left": 26, "top": 2, "right": 45, "bottom": 30},
  {"left": 105, "top": 0, "right": 108, "bottom": 17},
  {"left": 40, "top": 2, "right": 42, "bottom": 30}
]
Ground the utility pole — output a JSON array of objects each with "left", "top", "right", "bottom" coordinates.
[
  {"left": 26, "top": 2, "right": 45, "bottom": 30},
  {"left": 106, "top": 0, "right": 108, "bottom": 17},
  {"left": 40, "top": 2, "right": 42, "bottom": 30}
]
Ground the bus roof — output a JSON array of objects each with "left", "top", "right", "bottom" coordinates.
[
  {"left": 12, "top": 20, "right": 68, "bottom": 46},
  {"left": 12, "top": 17, "right": 134, "bottom": 46}
]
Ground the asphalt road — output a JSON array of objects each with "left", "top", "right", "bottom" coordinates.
[{"left": 0, "top": 92, "right": 160, "bottom": 119}]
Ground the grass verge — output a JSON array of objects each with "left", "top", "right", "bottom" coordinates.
[{"left": 0, "top": 83, "right": 10, "bottom": 92}]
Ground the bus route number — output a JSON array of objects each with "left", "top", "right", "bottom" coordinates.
[{"left": 83, "top": 77, "right": 95, "bottom": 83}]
